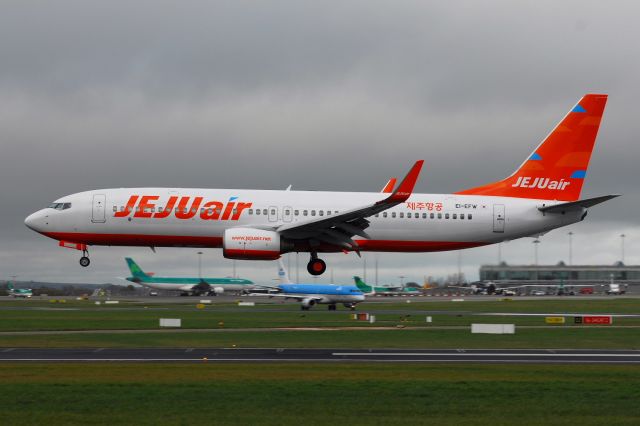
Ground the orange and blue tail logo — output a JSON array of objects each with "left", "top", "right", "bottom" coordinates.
[{"left": 457, "top": 94, "right": 607, "bottom": 201}]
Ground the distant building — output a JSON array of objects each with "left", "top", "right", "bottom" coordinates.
[{"left": 480, "top": 261, "right": 640, "bottom": 283}]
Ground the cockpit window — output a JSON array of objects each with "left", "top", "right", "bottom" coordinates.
[{"left": 48, "top": 203, "right": 71, "bottom": 210}]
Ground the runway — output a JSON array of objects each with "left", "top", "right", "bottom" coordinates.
[{"left": 2, "top": 348, "right": 640, "bottom": 363}]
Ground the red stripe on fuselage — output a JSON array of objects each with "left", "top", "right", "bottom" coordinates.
[{"left": 41, "top": 232, "right": 488, "bottom": 252}]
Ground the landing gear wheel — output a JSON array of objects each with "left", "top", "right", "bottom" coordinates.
[
  {"left": 79, "top": 256, "right": 90, "bottom": 267},
  {"left": 307, "top": 258, "right": 326, "bottom": 276},
  {"left": 328, "top": 304, "right": 337, "bottom": 311}
]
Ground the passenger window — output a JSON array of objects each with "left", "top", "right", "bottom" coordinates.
[
  {"left": 460, "top": 214, "right": 465, "bottom": 219},
  {"left": 375, "top": 214, "right": 379, "bottom": 218},
  {"left": 416, "top": 214, "right": 420, "bottom": 219},
  {"left": 113, "top": 206, "right": 117, "bottom": 212},
  {"left": 383, "top": 212, "right": 387, "bottom": 218},
  {"left": 285, "top": 209, "right": 290, "bottom": 215},
  {"left": 319, "top": 211, "right": 324, "bottom": 216},
  {"left": 294, "top": 210, "right": 299, "bottom": 216},
  {"left": 452, "top": 213, "right": 457, "bottom": 219},
  {"left": 263, "top": 209, "right": 268, "bottom": 215},
  {"left": 407, "top": 212, "right": 412, "bottom": 218},
  {"left": 422, "top": 213, "right": 427, "bottom": 219},
  {"left": 303, "top": 210, "right": 308, "bottom": 216},
  {"left": 158, "top": 207, "right": 163, "bottom": 213},
  {"left": 399, "top": 212, "right": 404, "bottom": 218},
  {"left": 311, "top": 210, "right": 316, "bottom": 216},
  {"left": 256, "top": 209, "right": 261, "bottom": 215},
  {"left": 392, "top": 212, "right": 396, "bottom": 218},
  {"left": 468, "top": 214, "right": 473, "bottom": 220},
  {"left": 430, "top": 213, "right": 435, "bottom": 219},
  {"left": 445, "top": 213, "right": 449, "bottom": 219},
  {"left": 248, "top": 209, "right": 253, "bottom": 215},
  {"left": 327, "top": 211, "right": 331, "bottom": 215},
  {"left": 437, "top": 213, "right": 442, "bottom": 219},
  {"left": 233, "top": 209, "right": 238, "bottom": 215}
]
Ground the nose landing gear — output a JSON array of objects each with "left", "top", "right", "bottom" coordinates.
[
  {"left": 307, "top": 253, "right": 326, "bottom": 276},
  {"left": 79, "top": 249, "right": 90, "bottom": 267}
]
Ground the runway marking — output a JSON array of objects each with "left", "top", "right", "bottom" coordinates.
[
  {"left": 1, "top": 359, "right": 640, "bottom": 364},
  {"left": 93, "top": 348, "right": 105, "bottom": 353},
  {"left": 332, "top": 352, "right": 640, "bottom": 357},
  {"left": 1, "top": 348, "right": 15, "bottom": 353},
  {"left": 185, "top": 348, "right": 194, "bottom": 353}
]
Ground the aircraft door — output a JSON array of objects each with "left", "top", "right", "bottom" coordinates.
[
  {"left": 282, "top": 206, "right": 293, "bottom": 222},
  {"left": 268, "top": 205, "right": 278, "bottom": 222},
  {"left": 493, "top": 204, "right": 505, "bottom": 233},
  {"left": 92, "top": 194, "right": 106, "bottom": 223}
]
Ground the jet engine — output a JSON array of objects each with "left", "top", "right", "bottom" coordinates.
[
  {"left": 299, "top": 298, "right": 318, "bottom": 311},
  {"left": 223, "top": 228, "right": 283, "bottom": 260}
]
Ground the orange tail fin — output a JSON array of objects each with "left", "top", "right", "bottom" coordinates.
[{"left": 456, "top": 94, "right": 607, "bottom": 201}]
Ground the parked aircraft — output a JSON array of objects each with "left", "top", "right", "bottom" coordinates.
[
  {"left": 7, "top": 283, "right": 33, "bottom": 298},
  {"left": 123, "top": 257, "right": 254, "bottom": 296},
  {"left": 353, "top": 276, "right": 420, "bottom": 296},
  {"left": 25, "top": 95, "right": 617, "bottom": 276},
  {"left": 250, "top": 260, "right": 364, "bottom": 310}
]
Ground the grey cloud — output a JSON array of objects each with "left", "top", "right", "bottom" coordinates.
[{"left": 1, "top": 0, "right": 639, "bottom": 283}]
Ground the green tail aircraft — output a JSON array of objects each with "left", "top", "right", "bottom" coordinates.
[
  {"left": 353, "top": 276, "right": 421, "bottom": 296},
  {"left": 125, "top": 257, "right": 255, "bottom": 296},
  {"left": 7, "top": 282, "right": 33, "bottom": 298}
]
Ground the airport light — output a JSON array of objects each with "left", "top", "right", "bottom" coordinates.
[
  {"left": 197, "top": 251, "right": 203, "bottom": 280},
  {"left": 568, "top": 231, "right": 574, "bottom": 266},
  {"left": 363, "top": 255, "right": 367, "bottom": 283},
  {"left": 620, "top": 234, "right": 626, "bottom": 264},
  {"left": 399, "top": 275, "right": 405, "bottom": 286},
  {"left": 533, "top": 239, "right": 541, "bottom": 281},
  {"left": 532, "top": 239, "right": 540, "bottom": 266}
]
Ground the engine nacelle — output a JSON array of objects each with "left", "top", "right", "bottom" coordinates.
[
  {"left": 301, "top": 298, "right": 316, "bottom": 308},
  {"left": 223, "top": 228, "right": 282, "bottom": 260},
  {"left": 213, "top": 287, "right": 224, "bottom": 295}
]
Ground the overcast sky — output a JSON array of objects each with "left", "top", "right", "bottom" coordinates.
[{"left": 1, "top": 1, "right": 639, "bottom": 285}]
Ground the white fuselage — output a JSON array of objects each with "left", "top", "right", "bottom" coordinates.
[{"left": 25, "top": 188, "right": 584, "bottom": 253}]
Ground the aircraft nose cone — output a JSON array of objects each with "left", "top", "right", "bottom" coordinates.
[{"left": 24, "top": 211, "right": 43, "bottom": 232}]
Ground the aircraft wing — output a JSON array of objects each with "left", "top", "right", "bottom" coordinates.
[
  {"left": 538, "top": 194, "right": 620, "bottom": 213},
  {"left": 276, "top": 160, "right": 424, "bottom": 253}
]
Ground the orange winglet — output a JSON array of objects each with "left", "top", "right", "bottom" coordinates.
[
  {"left": 384, "top": 160, "right": 424, "bottom": 203},
  {"left": 381, "top": 178, "right": 397, "bottom": 193}
]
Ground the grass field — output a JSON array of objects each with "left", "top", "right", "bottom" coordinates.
[
  {"left": 1, "top": 298, "right": 639, "bottom": 349},
  {"left": 2, "top": 363, "right": 639, "bottom": 425},
  {"left": 1, "top": 298, "right": 639, "bottom": 332},
  {"left": 2, "top": 328, "right": 640, "bottom": 349}
]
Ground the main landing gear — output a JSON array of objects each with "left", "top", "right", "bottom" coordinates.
[
  {"left": 307, "top": 253, "right": 326, "bottom": 276},
  {"left": 79, "top": 249, "right": 90, "bottom": 267}
]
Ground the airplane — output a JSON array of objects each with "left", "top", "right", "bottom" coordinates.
[
  {"left": 603, "top": 276, "right": 627, "bottom": 295},
  {"left": 7, "top": 282, "right": 33, "bottom": 298},
  {"left": 249, "top": 260, "right": 365, "bottom": 310},
  {"left": 25, "top": 94, "right": 618, "bottom": 276},
  {"left": 123, "top": 257, "right": 255, "bottom": 296},
  {"left": 353, "top": 276, "right": 421, "bottom": 296}
]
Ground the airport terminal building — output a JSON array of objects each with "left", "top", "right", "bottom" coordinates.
[{"left": 479, "top": 262, "right": 640, "bottom": 284}]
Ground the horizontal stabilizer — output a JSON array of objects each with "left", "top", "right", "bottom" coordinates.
[{"left": 538, "top": 194, "right": 620, "bottom": 213}]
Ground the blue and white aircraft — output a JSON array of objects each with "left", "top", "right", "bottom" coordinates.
[{"left": 250, "top": 260, "right": 365, "bottom": 310}]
